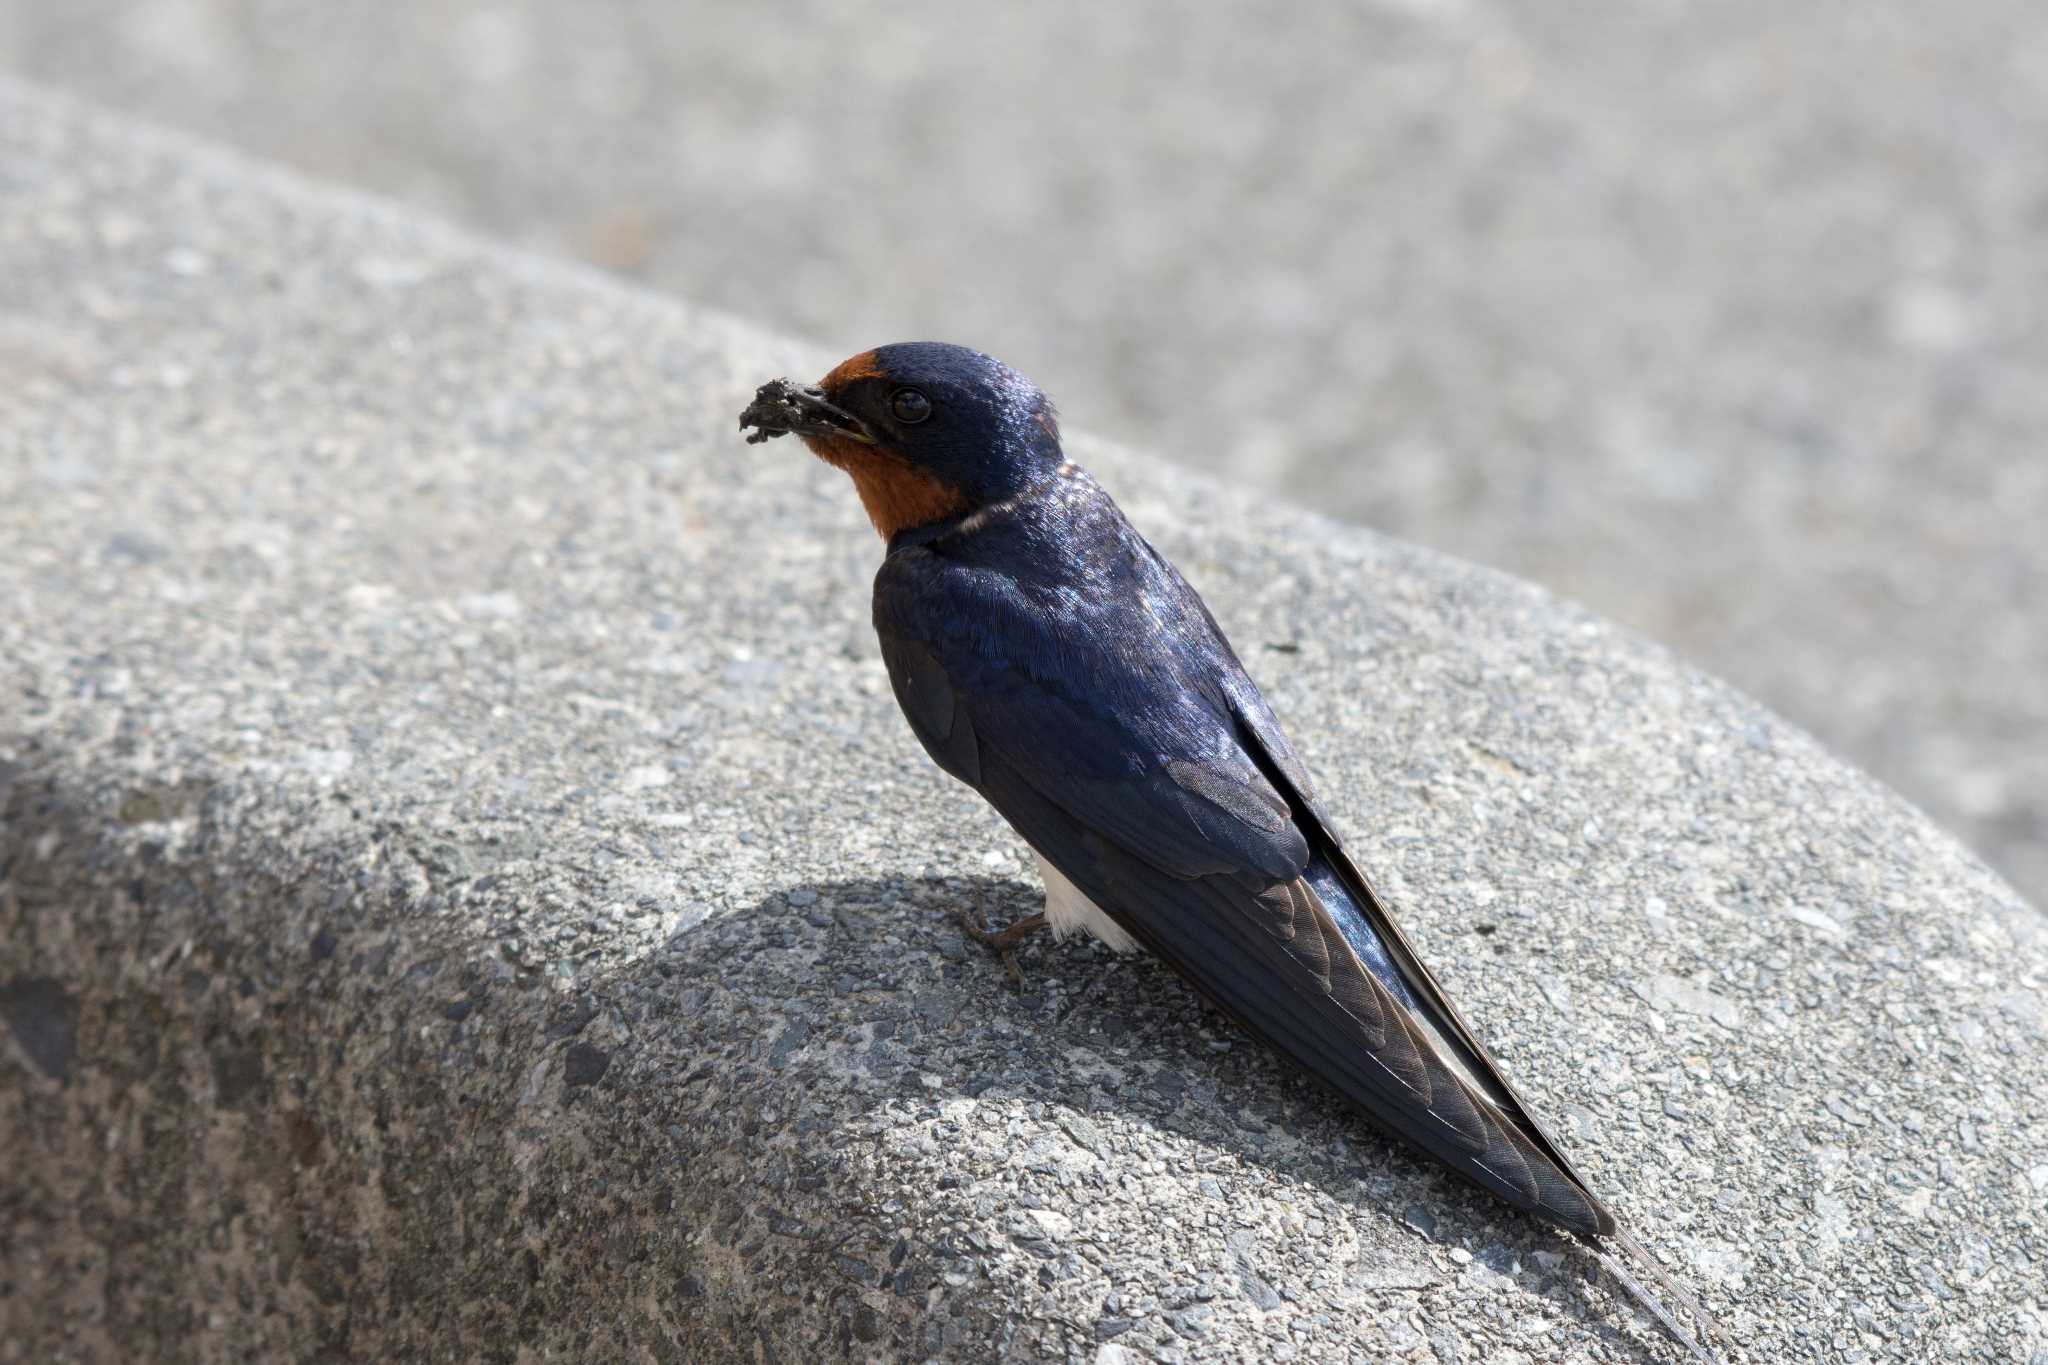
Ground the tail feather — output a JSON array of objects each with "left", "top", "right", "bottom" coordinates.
[{"left": 1584, "top": 1228, "right": 1723, "bottom": 1363}]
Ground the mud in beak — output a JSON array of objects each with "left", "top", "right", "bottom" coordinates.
[{"left": 738, "top": 378, "right": 876, "bottom": 446}]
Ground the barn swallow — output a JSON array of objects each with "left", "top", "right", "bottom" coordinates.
[{"left": 740, "top": 343, "right": 1719, "bottom": 1359}]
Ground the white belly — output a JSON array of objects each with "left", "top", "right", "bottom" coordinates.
[{"left": 1032, "top": 850, "right": 1139, "bottom": 954}]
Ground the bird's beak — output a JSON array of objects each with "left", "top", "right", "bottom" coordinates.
[{"left": 739, "top": 378, "right": 876, "bottom": 446}]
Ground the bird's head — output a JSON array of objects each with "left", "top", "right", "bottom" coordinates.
[{"left": 739, "top": 342, "right": 1064, "bottom": 538}]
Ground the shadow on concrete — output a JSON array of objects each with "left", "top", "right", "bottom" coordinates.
[
  {"left": 0, "top": 752, "right": 1666, "bottom": 1364},
  {"left": 615, "top": 873, "right": 1661, "bottom": 1358}
]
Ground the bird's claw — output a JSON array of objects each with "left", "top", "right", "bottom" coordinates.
[{"left": 955, "top": 891, "right": 1046, "bottom": 986}]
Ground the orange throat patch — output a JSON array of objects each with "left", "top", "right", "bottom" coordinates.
[{"left": 801, "top": 434, "right": 968, "bottom": 538}]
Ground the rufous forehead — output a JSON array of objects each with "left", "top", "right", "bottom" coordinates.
[{"left": 820, "top": 349, "right": 887, "bottom": 391}]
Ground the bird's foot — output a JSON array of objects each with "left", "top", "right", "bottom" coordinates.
[{"left": 955, "top": 892, "right": 1046, "bottom": 986}]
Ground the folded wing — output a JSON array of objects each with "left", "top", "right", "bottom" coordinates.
[{"left": 875, "top": 544, "right": 1613, "bottom": 1236}]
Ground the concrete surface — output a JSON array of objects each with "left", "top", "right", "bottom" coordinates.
[
  {"left": 2, "top": 0, "right": 2043, "bottom": 910},
  {"left": 3, "top": 87, "right": 2046, "bottom": 1364}
]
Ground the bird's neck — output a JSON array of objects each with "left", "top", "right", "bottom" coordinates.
[{"left": 888, "top": 457, "right": 1102, "bottom": 559}]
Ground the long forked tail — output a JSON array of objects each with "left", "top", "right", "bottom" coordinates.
[{"left": 1583, "top": 1227, "right": 1724, "bottom": 1363}]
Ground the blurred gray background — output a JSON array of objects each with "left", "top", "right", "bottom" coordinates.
[{"left": 6, "top": 0, "right": 2042, "bottom": 906}]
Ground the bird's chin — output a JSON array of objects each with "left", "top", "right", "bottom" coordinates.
[{"left": 797, "top": 430, "right": 884, "bottom": 472}]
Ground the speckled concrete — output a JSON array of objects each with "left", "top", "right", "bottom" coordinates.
[
  {"left": 3, "top": 0, "right": 2043, "bottom": 911},
  {"left": 2, "top": 88, "right": 2044, "bottom": 1364}
]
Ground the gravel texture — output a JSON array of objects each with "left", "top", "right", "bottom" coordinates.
[
  {"left": 2, "top": 0, "right": 2042, "bottom": 909},
  {"left": 3, "top": 87, "right": 2046, "bottom": 1364}
]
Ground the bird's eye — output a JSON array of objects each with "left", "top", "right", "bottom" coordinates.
[{"left": 890, "top": 388, "right": 933, "bottom": 424}]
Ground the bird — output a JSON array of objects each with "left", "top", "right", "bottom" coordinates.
[{"left": 739, "top": 342, "right": 1720, "bottom": 1359}]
